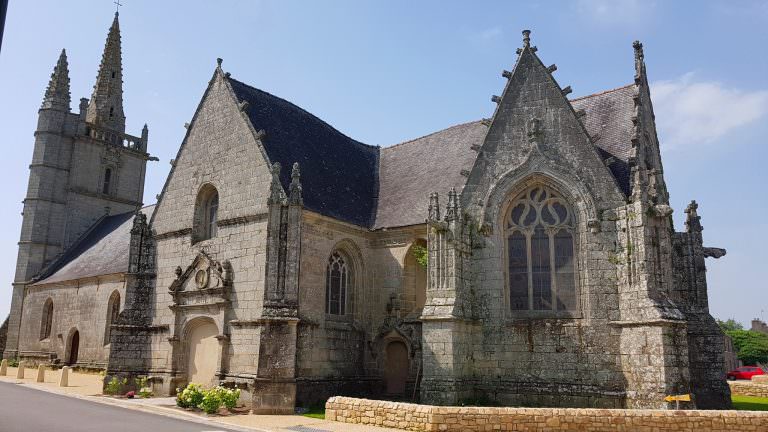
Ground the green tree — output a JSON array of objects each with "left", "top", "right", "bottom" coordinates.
[
  {"left": 717, "top": 318, "right": 744, "bottom": 332},
  {"left": 726, "top": 329, "right": 768, "bottom": 366}
]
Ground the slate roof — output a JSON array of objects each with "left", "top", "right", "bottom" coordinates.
[
  {"left": 29, "top": 81, "right": 638, "bottom": 284},
  {"left": 33, "top": 206, "right": 155, "bottom": 285},
  {"left": 228, "top": 78, "right": 379, "bottom": 228},
  {"left": 374, "top": 121, "right": 486, "bottom": 228},
  {"left": 226, "top": 77, "right": 636, "bottom": 229},
  {"left": 570, "top": 85, "right": 635, "bottom": 196}
]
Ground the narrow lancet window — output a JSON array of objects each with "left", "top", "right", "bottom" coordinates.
[
  {"left": 326, "top": 251, "right": 349, "bottom": 315},
  {"left": 193, "top": 184, "right": 219, "bottom": 243},
  {"left": 102, "top": 168, "right": 112, "bottom": 195},
  {"left": 40, "top": 298, "right": 53, "bottom": 340}
]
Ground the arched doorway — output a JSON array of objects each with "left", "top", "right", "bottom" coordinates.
[
  {"left": 68, "top": 330, "right": 80, "bottom": 365},
  {"left": 384, "top": 340, "right": 409, "bottom": 395},
  {"left": 186, "top": 319, "right": 219, "bottom": 386}
]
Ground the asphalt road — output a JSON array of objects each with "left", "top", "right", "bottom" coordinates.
[{"left": 0, "top": 381, "right": 242, "bottom": 432}]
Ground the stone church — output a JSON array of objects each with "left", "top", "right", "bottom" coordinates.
[{"left": 3, "top": 14, "right": 732, "bottom": 411}]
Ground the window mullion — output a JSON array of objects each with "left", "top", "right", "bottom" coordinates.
[
  {"left": 549, "top": 230, "right": 557, "bottom": 311},
  {"left": 526, "top": 231, "right": 533, "bottom": 311}
]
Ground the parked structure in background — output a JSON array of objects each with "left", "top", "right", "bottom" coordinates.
[
  {"left": 752, "top": 319, "right": 768, "bottom": 335},
  {"left": 2, "top": 13, "right": 733, "bottom": 412}
]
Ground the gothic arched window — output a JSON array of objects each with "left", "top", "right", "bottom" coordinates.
[
  {"left": 102, "top": 168, "right": 113, "bottom": 195},
  {"left": 193, "top": 185, "right": 219, "bottom": 243},
  {"left": 506, "top": 185, "right": 577, "bottom": 313},
  {"left": 40, "top": 298, "right": 53, "bottom": 340},
  {"left": 104, "top": 291, "right": 120, "bottom": 345},
  {"left": 326, "top": 251, "right": 350, "bottom": 315}
]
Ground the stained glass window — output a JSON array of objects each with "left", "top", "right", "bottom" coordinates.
[
  {"left": 326, "top": 252, "right": 349, "bottom": 315},
  {"left": 505, "top": 185, "right": 577, "bottom": 313}
]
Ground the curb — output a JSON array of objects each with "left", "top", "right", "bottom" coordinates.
[{"left": 3, "top": 379, "right": 270, "bottom": 432}]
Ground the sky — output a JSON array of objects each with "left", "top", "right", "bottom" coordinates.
[{"left": 0, "top": 0, "right": 766, "bottom": 327}]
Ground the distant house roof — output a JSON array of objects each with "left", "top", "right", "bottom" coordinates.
[{"left": 33, "top": 205, "right": 155, "bottom": 285}]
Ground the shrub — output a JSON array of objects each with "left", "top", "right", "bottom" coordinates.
[
  {"left": 105, "top": 376, "right": 128, "bottom": 395},
  {"left": 198, "top": 389, "right": 222, "bottom": 414},
  {"left": 134, "top": 376, "right": 152, "bottom": 398},
  {"left": 8, "top": 359, "right": 19, "bottom": 368},
  {"left": 213, "top": 386, "right": 241, "bottom": 410},
  {"left": 176, "top": 383, "right": 205, "bottom": 409}
]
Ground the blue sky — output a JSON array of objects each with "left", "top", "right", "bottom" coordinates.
[{"left": 0, "top": 0, "right": 766, "bottom": 326}]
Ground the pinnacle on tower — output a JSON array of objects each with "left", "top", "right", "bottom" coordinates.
[
  {"left": 86, "top": 12, "right": 126, "bottom": 133},
  {"left": 41, "top": 49, "right": 71, "bottom": 111}
]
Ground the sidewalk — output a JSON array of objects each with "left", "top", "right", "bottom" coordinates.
[{"left": 0, "top": 366, "right": 401, "bottom": 432}]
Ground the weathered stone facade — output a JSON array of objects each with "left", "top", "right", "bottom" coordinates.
[{"left": 4, "top": 17, "right": 731, "bottom": 412}]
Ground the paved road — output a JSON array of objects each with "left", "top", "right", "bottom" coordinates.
[{"left": 0, "top": 381, "right": 243, "bottom": 432}]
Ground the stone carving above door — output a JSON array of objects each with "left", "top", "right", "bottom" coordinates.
[{"left": 169, "top": 251, "right": 232, "bottom": 310}]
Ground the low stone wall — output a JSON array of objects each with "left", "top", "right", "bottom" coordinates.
[
  {"left": 325, "top": 396, "right": 768, "bottom": 432},
  {"left": 730, "top": 380, "right": 768, "bottom": 398}
]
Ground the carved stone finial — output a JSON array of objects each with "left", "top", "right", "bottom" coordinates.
[
  {"left": 522, "top": 29, "right": 531, "bottom": 48},
  {"left": 174, "top": 266, "right": 183, "bottom": 279},
  {"left": 428, "top": 192, "right": 441, "bottom": 222},
  {"left": 289, "top": 162, "right": 303, "bottom": 205},
  {"left": 445, "top": 188, "right": 460, "bottom": 222},
  {"left": 685, "top": 200, "right": 703, "bottom": 233},
  {"left": 633, "top": 40, "right": 646, "bottom": 83},
  {"left": 216, "top": 57, "right": 223, "bottom": 67},
  {"left": 268, "top": 162, "right": 286, "bottom": 205}
]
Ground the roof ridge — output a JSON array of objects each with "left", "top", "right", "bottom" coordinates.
[
  {"left": 383, "top": 120, "right": 482, "bottom": 151},
  {"left": 569, "top": 84, "right": 635, "bottom": 102},
  {"left": 227, "top": 76, "right": 380, "bottom": 151}
]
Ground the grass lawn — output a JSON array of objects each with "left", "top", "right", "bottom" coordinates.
[
  {"left": 732, "top": 395, "right": 768, "bottom": 411},
  {"left": 302, "top": 407, "right": 325, "bottom": 419}
]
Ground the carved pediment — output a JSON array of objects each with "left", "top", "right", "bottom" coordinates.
[
  {"left": 170, "top": 251, "right": 231, "bottom": 293},
  {"left": 168, "top": 252, "right": 233, "bottom": 309}
]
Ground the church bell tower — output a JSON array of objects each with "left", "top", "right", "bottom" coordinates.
[{"left": 3, "top": 13, "right": 153, "bottom": 359}]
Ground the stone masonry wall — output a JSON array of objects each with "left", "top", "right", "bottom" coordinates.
[
  {"left": 326, "top": 396, "right": 768, "bottom": 432},
  {"left": 729, "top": 381, "right": 768, "bottom": 398},
  {"left": 17, "top": 276, "right": 126, "bottom": 367},
  {"left": 296, "top": 212, "right": 426, "bottom": 406}
]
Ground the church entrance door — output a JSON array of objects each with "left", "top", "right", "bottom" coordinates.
[
  {"left": 384, "top": 340, "right": 409, "bottom": 395},
  {"left": 186, "top": 320, "right": 219, "bottom": 386},
  {"left": 68, "top": 330, "right": 79, "bottom": 365}
]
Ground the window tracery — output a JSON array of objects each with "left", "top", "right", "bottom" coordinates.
[
  {"left": 326, "top": 251, "right": 349, "bottom": 315},
  {"left": 506, "top": 185, "right": 577, "bottom": 313}
]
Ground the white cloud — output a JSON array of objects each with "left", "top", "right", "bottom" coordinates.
[
  {"left": 575, "top": 0, "right": 655, "bottom": 25},
  {"left": 651, "top": 72, "right": 768, "bottom": 149}
]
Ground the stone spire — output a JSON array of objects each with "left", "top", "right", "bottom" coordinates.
[
  {"left": 41, "top": 49, "right": 71, "bottom": 111},
  {"left": 86, "top": 12, "right": 126, "bottom": 133}
]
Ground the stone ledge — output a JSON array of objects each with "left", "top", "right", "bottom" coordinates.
[{"left": 325, "top": 396, "right": 768, "bottom": 432}]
